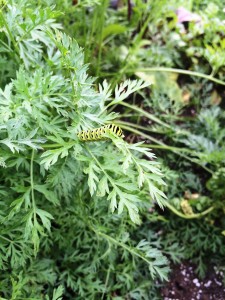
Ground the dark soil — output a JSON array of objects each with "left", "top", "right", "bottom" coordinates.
[{"left": 161, "top": 262, "right": 225, "bottom": 300}]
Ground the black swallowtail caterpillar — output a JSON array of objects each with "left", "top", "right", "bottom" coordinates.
[{"left": 77, "top": 124, "right": 124, "bottom": 142}]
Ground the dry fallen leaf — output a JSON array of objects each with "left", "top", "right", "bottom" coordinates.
[
  {"left": 211, "top": 90, "right": 221, "bottom": 105},
  {"left": 182, "top": 89, "right": 191, "bottom": 104}
]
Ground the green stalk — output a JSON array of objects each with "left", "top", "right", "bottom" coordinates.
[
  {"left": 115, "top": 121, "right": 213, "bottom": 173},
  {"left": 134, "top": 67, "right": 225, "bottom": 86},
  {"left": 30, "top": 150, "right": 36, "bottom": 211},
  {"left": 0, "top": 235, "right": 13, "bottom": 243},
  {"left": 117, "top": 118, "right": 176, "bottom": 135},
  {"left": 90, "top": 226, "right": 151, "bottom": 265},
  {"left": 116, "top": 121, "right": 197, "bottom": 154},
  {"left": 142, "top": 143, "right": 196, "bottom": 154},
  {"left": 164, "top": 202, "right": 214, "bottom": 219},
  {"left": 101, "top": 267, "right": 111, "bottom": 300},
  {"left": 118, "top": 121, "right": 186, "bottom": 149},
  {"left": 108, "top": 101, "right": 189, "bottom": 138},
  {"left": 117, "top": 102, "right": 173, "bottom": 129}
]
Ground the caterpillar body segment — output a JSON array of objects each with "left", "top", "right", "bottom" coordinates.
[{"left": 77, "top": 124, "right": 124, "bottom": 142}]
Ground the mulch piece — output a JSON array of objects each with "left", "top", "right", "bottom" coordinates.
[{"left": 161, "top": 262, "right": 225, "bottom": 300}]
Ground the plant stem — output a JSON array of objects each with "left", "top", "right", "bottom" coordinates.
[
  {"left": 101, "top": 267, "right": 111, "bottom": 300},
  {"left": 90, "top": 226, "right": 151, "bottom": 265},
  {"left": 117, "top": 119, "right": 174, "bottom": 135},
  {"left": 0, "top": 235, "right": 13, "bottom": 243},
  {"left": 118, "top": 102, "right": 173, "bottom": 129},
  {"left": 165, "top": 202, "right": 214, "bottom": 219},
  {"left": 134, "top": 67, "right": 225, "bottom": 86},
  {"left": 115, "top": 121, "right": 213, "bottom": 173},
  {"left": 30, "top": 150, "right": 36, "bottom": 211},
  {"left": 85, "top": 145, "right": 119, "bottom": 192}
]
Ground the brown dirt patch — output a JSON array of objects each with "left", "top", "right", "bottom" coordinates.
[{"left": 161, "top": 262, "right": 225, "bottom": 300}]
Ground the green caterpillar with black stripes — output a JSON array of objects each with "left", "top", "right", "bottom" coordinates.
[{"left": 77, "top": 124, "right": 124, "bottom": 142}]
